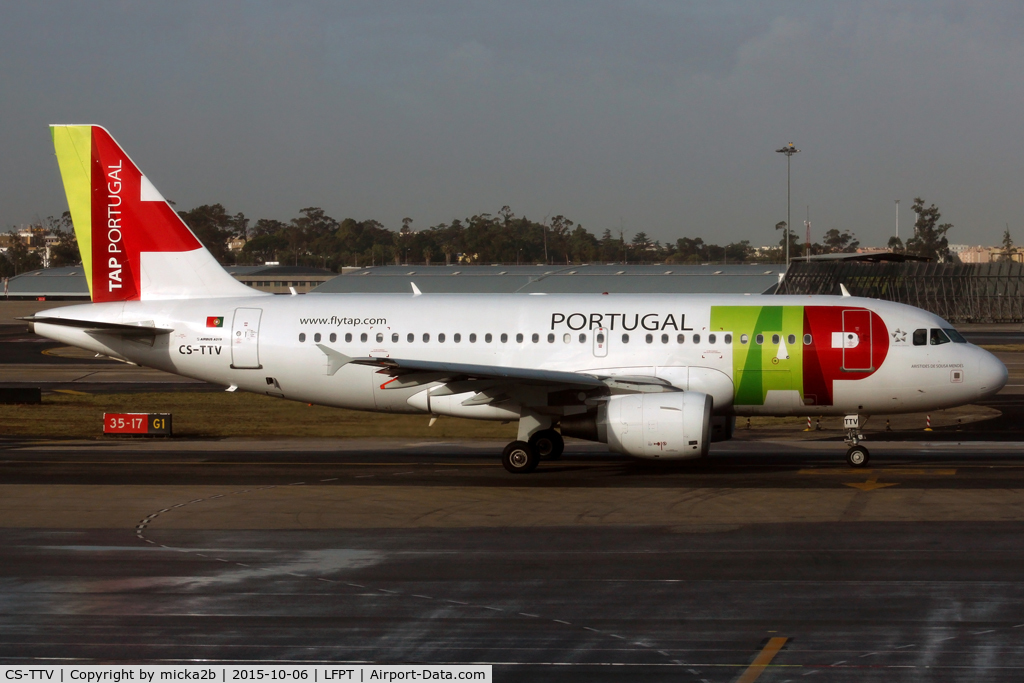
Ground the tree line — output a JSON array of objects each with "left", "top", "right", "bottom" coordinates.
[{"left": 2, "top": 197, "right": 961, "bottom": 277}]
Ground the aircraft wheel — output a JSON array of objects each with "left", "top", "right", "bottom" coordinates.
[
  {"left": 502, "top": 440, "right": 540, "bottom": 474},
  {"left": 846, "top": 445, "right": 870, "bottom": 468},
  {"left": 530, "top": 429, "right": 565, "bottom": 460}
]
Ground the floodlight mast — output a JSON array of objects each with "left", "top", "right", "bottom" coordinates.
[{"left": 776, "top": 143, "right": 800, "bottom": 268}]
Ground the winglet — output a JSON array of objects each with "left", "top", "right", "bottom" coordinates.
[
  {"left": 411, "top": 282, "right": 422, "bottom": 297},
  {"left": 840, "top": 283, "right": 852, "bottom": 297}
]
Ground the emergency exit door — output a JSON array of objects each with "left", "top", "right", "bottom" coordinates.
[
  {"left": 231, "top": 307, "right": 263, "bottom": 369},
  {"left": 842, "top": 309, "right": 872, "bottom": 371}
]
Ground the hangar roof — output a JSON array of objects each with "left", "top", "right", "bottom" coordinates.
[
  {"left": 5, "top": 263, "right": 786, "bottom": 299},
  {"left": 5, "top": 266, "right": 89, "bottom": 298},
  {"left": 311, "top": 264, "right": 784, "bottom": 295}
]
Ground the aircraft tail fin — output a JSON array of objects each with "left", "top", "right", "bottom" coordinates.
[{"left": 50, "top": 125, "right": 260, "bottom": 301}]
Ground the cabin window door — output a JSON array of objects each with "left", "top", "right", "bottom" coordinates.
[
  {"left": 592, "top": 327, "right": 608, "bottom": 357},
  {"left": 231, "top": 307, "right": 263, "bottom": 369}
]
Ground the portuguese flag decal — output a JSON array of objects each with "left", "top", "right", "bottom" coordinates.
[{"left": 206, "top": 316, "right": 224, "bottom": 328}]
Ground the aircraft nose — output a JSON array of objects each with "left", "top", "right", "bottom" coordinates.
[{"left": 976, "top": 349, "right": 1008, "bottom": 400}]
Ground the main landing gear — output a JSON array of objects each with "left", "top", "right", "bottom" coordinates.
[
  {"left": 530, "top": 429, "right": 565, "bottom": 461},
  {"left": 501, "top": 429, "right": 565, "bottom": 474},
  {"left": 844, "top": 413, "right": 870, "bottom": 468},
  {"left": 502, "top": 441, "right": 539, "bottom": 474}
]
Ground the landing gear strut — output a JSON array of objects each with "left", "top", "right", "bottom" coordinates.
[
  {"left": 844, "top": 414, "right": 870, "bottom": 468},
  {"left": 502, "top": 441, "right": 539, "bottom": 474},
  {"left": 529, "top": 429, "right": 564, "bottom": 460}
]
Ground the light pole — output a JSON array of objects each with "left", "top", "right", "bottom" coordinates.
[
  {"left": 895, "top": 199, "right": 900, "bottom": 250},
  {"left": 776, "top": 143, "right": 800, "bottom": 268}
]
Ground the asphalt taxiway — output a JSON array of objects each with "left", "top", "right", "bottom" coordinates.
[{"left": 4, "top": 439, "right": 1024, "bottom": 681}]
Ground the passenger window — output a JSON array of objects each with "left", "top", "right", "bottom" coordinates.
[
  {"left": 740, "top": 334, "right": 748, "bottom": 344},
  {"left": 724, "top": 334, "right": 732, "bottom": 344},
  {"left": 788, "top": 334, "right": 796, "bottom": 345},
  {"left": 756, "top": 334, "right": 764, "bottom": 345},
  {"left": 944, "top": 328, "right": 967, "bottom": 343},
  {"left": 392, "top": 333, "right": 399, "bottom": 343},
  {"left": 376, "top": 333, "right": 383, "bottom": 343},
  {"left": 597, "top": 332, "right": 606, "bottom": 344},
  {"left": 772, "top": 334, "right": 780, "bottom": 345},
  {"left": 563, "top": 333, "right": 571, "bottom": 343},
  {"left": 709, "top": 334, "right": 716, "bottom": 344},
  {"left": 930, "top": 328, "right": 951, "bottom": 345},
  {"left": 485, "top": 333, "right": 493, "bottom": 343},
  {"left": 677, "top": 334, "right": 685, "bottom": 344},
  {"left": 516, "top": 333, "right": 524, "bottom": 343},
  {"left": 454, "top": 333, "right": 461, "bottom": 343},
  {"left": 913, "top": 329, "right": 927, "bottom": 346},
  {"left": 579, "top": 333, "right": 587, "bottom": 343},
  {"left": 547, "top": 333, "right": 555, "bottom": 343},
  {"left": 469, "top": 333, "right": 477, "bottom": 343},
  {"left": 299, "top": 333, "right": 306, "bottom": 342},
  {"left": 345, "top": 333, "right": 352, "bottom": 343},
  {"left": 645, "top": 333, "right": 653, "bottom": 344},
  {"left": 531, "top": 333, "right": 539, "bottom": 343},
  {"left": 438, "top": 333, "right": 446, "bottom": 343},
  {"left": 423, "top": 333, "right": 430, "bottom": 342},
  {"left": 621, "top": 333, "right": 629, "bottom": 343},
  {"left": 803, "top": 334, "right": 811, "bottom": 345},
  {"left": 693, "top": 334, "right": 700, "bottom": 344},
  {"left": 314, "top": 333, "right": 321, "bottom": 343},
  {"left": 500, "top": 333, "right": 508, "bottom": 343},
  {"left": 407, "top": 333, "right": 414, "bottom": 343},
  {"left": 360, "top": 333, "right": 368, "bottom": 343},
  {"left": 661, "top": 333, "right": 669, "bottom": 344}
]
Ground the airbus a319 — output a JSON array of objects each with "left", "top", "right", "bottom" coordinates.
[{"left": 26, "top": 126, "right": 1009, "bottom": 472}]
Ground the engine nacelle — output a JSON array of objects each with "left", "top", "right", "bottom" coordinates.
[
  {"left": 559, "top": 392, "right": 714, "bottom": 460},
  {"left": 604, "top": 392, "right": 712, "bottom": 459}
]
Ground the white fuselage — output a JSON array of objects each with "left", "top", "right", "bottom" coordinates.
[{"left": 32, "top": 292, "right": 1007, "bottom": 421}]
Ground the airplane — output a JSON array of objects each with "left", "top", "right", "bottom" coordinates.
[{"left": 25, "top": 125, "right": 1008, "bottom": 473}]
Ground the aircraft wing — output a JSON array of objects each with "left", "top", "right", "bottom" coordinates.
[
  {"left": 351, "top": 356, "right": 608, "bottom": 389},
  {"left": 334, "top": 350, "right": 676, "bottom": 397}
]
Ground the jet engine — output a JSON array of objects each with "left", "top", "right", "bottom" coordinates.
[{"left": 561, "top": 392, "right": 712, "bottom": 460}]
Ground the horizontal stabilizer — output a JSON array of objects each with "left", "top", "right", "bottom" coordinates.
[{"left": 19, "top": 316, "right": 174, "bottom": 335}]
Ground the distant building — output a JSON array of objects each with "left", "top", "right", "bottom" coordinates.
[{"left": 953, "top": 245, "right": 1022, "bottom": 263}]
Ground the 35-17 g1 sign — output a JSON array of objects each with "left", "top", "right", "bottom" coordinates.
[{"left": 103, "top": 413, "right": 172, "bottom": 436}]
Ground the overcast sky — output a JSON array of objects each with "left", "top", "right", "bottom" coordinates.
[{"left": 3, "top": 1, "right": 1023, "bottom": 248}]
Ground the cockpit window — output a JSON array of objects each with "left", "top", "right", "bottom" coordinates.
[
  {"left": 944, "top": 328, "right": 967, "bottom": 343},
  {"left": 913, "top": 329, "right": 927, "bottom": 346},
  {"left": 930, "top": 328, "right": 951, "bottom": 345}
]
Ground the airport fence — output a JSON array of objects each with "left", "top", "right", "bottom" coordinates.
[{"left": 777, "top": 260, "right": 1024, "bottom": 323}]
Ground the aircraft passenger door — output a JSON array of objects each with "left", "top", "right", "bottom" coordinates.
[
  {"left": 231, "top": 307, "right": 263, "bottom": 369},
  {"left": 592, "top": 327, "right": 608, "bottom": 357},
  {"left": 841, "top": 309, "right": 872, "bottom": 371}
]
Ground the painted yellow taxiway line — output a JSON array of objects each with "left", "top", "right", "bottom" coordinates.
[{"left": 736, "top": 637, "right": 789, "bottom": 683}]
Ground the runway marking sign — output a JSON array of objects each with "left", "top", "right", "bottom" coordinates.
[{"left": 103, "top": 412, "right": 172, "bottom": 436}]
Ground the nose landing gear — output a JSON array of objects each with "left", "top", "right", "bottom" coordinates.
[{"left": 844, "top": 413, "right": 870, "bottom": 467}]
